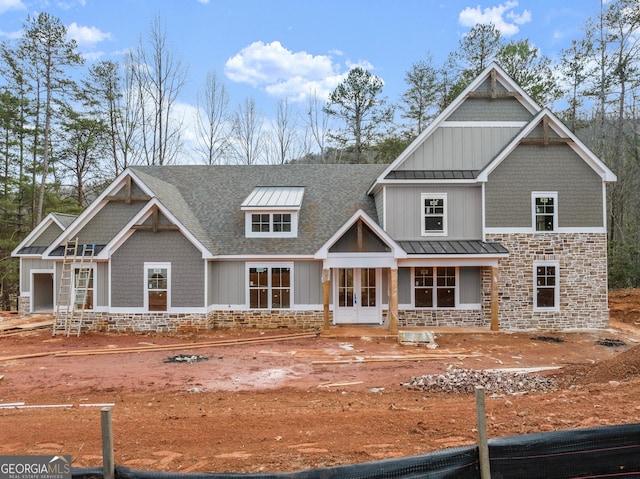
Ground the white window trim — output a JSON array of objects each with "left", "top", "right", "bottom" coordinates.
[
  {"left": 533, "top": 260, "right": 560, "bottom": 312},
  {"left": 144, "top": 262, "right": 171, "bottom": 311},
  {"left": 411, "top": 266, "right": 458, "bottom": 309},
  {"left": 420, "top": 193, "right": 447, "bottom": 237},
  {"left": 246, "top": 262, "right": 294, "bottom": 309},
  {"left": 245, "top": 211, "right": 298, "bottom": 238},
  {"left": 531, "top": 191, "right": 558, "bottom": 232}
]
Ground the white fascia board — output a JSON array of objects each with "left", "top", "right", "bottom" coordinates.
[
  {"left": 368, "top": 62, "right": 540, "bottom": 195},
  {"left": 323, "top": 255, "right": 398, "bottom": 269},
  {"left": 314, "top": 208, "right": 407, "bottom": 260},
  {"left": 484, "top": 227, "right": 608, "bottom": 234},
  {"left": 211, "top": 254, "right": 314, "bottom": 261},
  {"left": 375, "top": 179, "right": 479, "bottom": 186},
  {"left": 12, "top": 213, "right": 63, "bottom": 256},
  {"left": 104, "top": 198, "right": 212, "bottom": 260},
  {"left": 398, "top": 257, "right": 503, "bottom": 267},
  {"left": 442, "top": 121, "right": 528, "bottom": 128},
  {"left": 42, "top": 169, "right": 148, "bottom": 257}
]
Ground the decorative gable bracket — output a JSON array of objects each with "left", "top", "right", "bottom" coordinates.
[
  {"left": 519, "top": 116, "right": 573, "bottom": 146},
  {"left": 132, "top": 204, "right": 179, "bottom": 233},
  {"left": 105, "top": 176, "right": 151, "bottom": 204},
  {"left": 466, "top": 70, "right": 522, "bottom": 100}
]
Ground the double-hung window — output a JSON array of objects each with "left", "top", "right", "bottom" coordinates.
[
  {"left": 532, "top": 192, "right": 557, "bottom": 232},
  {"left": 145, "top": 263, "right": 170, "bottom": 311},
  {"left": 414, "top": 267, "right": 456, "bottom": 308},
  {"left": 534, "top": 261, "right": 559, "bottom": 311},
  {"left": 248, "top": 264, "right": 292, "bottom": 309},
  {"left": 421, "top": 193, "right": 447, "bottom": 236}
]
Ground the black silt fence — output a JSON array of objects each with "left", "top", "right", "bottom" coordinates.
[{"left": 72, "top": 423, "right": 640, "bottom": 479}]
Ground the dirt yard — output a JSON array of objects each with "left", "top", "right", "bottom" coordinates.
[{"left": 1, "top": 290, "right": 640, "bottom": 474}]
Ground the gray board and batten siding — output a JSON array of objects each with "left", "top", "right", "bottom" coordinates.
[
  {"left": 397, "top": 266, "right": 481, "bottom": 305},
  {"left": 208, "top": 260, "right": 324, "bottom": 307},
  {"left": 485, "top": 144, "right": 604, "bottom": 228},
  {"left": 396, "top": 125, "right": 524, "bottom": 172},
  {"left": 111, "top": 230, "right": 204, "bottom": 308},
  {"left": 52, "top": 261, "right": 108, "bottom": 307},
  {"left": 20, "top": 257, "right": 54, "bottom": 294},
  {"left": 384, "top": 185, "right": 482, "bottom": 240}
]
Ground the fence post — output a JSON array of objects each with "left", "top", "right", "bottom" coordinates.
[
  {"left": 475, "top": 386, "right": 491, "bottom": 479},
  {"left": 101, "top": 407, "right": 115, "bottom": 479}
]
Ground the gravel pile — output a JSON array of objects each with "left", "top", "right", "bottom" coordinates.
[{"left": 402, "top": 368, "right": 557, "bottom": 394}]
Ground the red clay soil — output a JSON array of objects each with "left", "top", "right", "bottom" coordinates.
[{"left": 1, "top": 290, "right": 640, "bottom": 474}]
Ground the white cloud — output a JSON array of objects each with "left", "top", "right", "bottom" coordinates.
[
  {"left": 458, "top": 1, "right": 532, "bottom": 36},
  {"left": 0, "top": 29, "right": 22, "bottom": 40},
  {"left": 0, "top": 0, "right": 25, "bottom": 15},
  {"left": 224, "top": 40, "right": 360, "bottom": 103},
  {"left": 66, "top": 22, "right": 112, "bottom": 48}
]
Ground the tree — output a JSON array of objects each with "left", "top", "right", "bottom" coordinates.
[
  {"left": 231, "top": 97, "right": 264, "bottom": 165},
  {"left": 82, "top": 60, "right": 126, "bottom": 176},
  {"left": 455, "top": 23, "right": 502, "bottom": 76},
  {"left": 400, "top": 54, "right": 439, "bottom": 136},
  {"left": 496, "top": 39, "right": 563, "bottom": 107},
  {"left": 559, "top": 37, "right": 594, "bottom": 130},
  {"left": 269, "top": 98, "right": 298, "bottom": 165},
  {"left": 195, "top": 71, "right": 230, "bottom": 165},
  {"left": 444, "top": 23, "right": 503, "bottom": 105},
  {"left": 302, "top": 91, "right": 330, "bottom": 163},
  {"left": 132, "top": 14, "right": 187, "bottom": 165},
  {"left": 57, "top": 102, "right": 108, "bottom": 208},
  {"left": 18, "top": 12, "right": 83, "bottom": 224},
  {"left": 0, "top": 44, "right": 32, "bottom": 235},
  {"left": 324, "top": 67, "right": 393, "bottom": 163}
]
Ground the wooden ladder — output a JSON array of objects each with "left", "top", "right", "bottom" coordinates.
[
  {"left": 53, "top": 238, "right": 78, "bottom": 336},
  {"left": 71, "top": 243, "right": 95, "bottom": 337}
]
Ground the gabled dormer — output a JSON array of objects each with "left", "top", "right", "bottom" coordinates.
[{"left": 241, "top": 186, "right": 304, "bottom": 238}]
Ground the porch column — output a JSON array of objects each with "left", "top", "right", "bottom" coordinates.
[
  {"left": 388, "top": 267, "right": 399, "bottom": 334},
  {"left": 322, "top": 268, "right": 331, "bottom": 331},
  {"left": 490, "top": 266, "right": 499, "bottom": 331}
]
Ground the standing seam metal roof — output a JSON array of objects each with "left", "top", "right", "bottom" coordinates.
[{"left": 397, "top": 240, "right": 508, "bottom": 255}]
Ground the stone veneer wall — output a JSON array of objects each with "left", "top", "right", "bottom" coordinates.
[
  {"left": 53, "top": 311, "right": 210, "bottom": 334},
  {"left": 208, "top": 310, "right": 325, "bottom": 330},
  {"left": 394, "top": 309, "right": 484, "bottom": 328},
  {"left": 486, "top": 232, "right": 609, "bottom": 330},
  {"left": 18, "top": 296, "right": 30, "bottom": 315}
]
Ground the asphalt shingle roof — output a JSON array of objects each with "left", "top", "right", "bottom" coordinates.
[{"left": 130, "top": 164, "right": 387, "bottom": 256}]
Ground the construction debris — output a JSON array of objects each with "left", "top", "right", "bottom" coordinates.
[
  {"left": 164, "top": 354, "right": 208, "bottom": 363},
  {"left": 531, "top": 336, "right": 565, "bottom": 343},
  {"left": 402, "top": 367, "right": 557, "bottom": 395},
  {"left": 597, "top": 338, "right": 626, "bottom": 347}
]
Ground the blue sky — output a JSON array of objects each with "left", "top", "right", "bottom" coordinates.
[{"left": 0, "top": 0, "right": 604, "bottom": 160}]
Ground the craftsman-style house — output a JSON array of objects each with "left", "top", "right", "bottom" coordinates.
[{"left": 13, "top": 63, "right": 616, "bottom": 333}]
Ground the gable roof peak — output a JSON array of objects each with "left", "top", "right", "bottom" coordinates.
[{"left": 369, "top": 62, "right": 542, "bottom": 191}]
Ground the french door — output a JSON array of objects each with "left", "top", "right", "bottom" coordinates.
[{"left": 334, "top": 268, "right": 380, "bottom": 324}]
